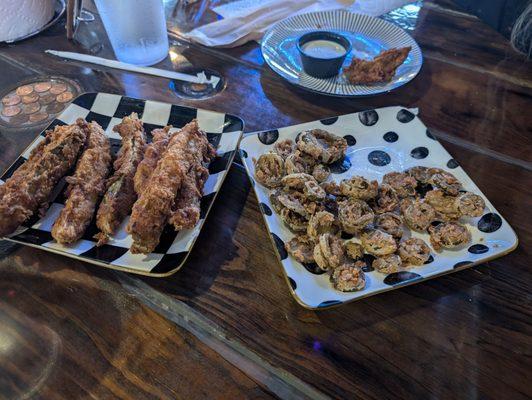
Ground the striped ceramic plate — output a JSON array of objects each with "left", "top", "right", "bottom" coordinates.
[{"left": 261, "top": 10, "right": 423, "bottom": 97}]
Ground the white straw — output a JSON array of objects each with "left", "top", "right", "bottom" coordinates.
[{"left": 45, "top": 50, "right": 221, "bottom": 87}]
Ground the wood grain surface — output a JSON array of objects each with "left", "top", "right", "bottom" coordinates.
[{"left": 0, "top": 0, "right": 531, "bottom": 399}]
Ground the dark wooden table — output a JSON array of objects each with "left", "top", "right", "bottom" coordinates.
[{"left": 1, "top": 1, "right": 531, "bottom": 399}]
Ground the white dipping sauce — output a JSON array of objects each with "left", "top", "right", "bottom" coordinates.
[{"left": 301, "top": 40, "right": 346, "bottom": 59}]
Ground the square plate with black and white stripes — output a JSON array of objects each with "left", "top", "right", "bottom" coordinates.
[
  {"left": 240, "top": 106, "right": 518, "bottom": 309},
  {"left": 0, "top": 92, "right": 243, "bottom": 276}
]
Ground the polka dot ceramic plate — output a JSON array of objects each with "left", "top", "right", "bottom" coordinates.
[
  {"left": 261, "top": 10, "right": 422, "bottom": 97},
  {"left": 239, "top": 106, "right": 518, "bottom": 309}
]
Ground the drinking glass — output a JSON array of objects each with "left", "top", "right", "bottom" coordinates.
[{"left": 94, "top": 0, "right": 169, "bottom": 66}]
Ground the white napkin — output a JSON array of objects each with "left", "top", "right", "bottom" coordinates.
[{"left": 182, "top": 0, "right": 413, "bottom": 48}]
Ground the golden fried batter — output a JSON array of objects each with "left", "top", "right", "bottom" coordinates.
[
  {"left": 95, "top": 113, "right": 146, "bottom": 245},
  {"left": 253, "top": 152, "right": 285, "bottom": 188},
  {"left": 345, "top": 47, "right": 411, "bottom": 84},
  {"left": 330, "top": 262, "right": 366, "bottom": 292},
  {"left": 51, "top": 120, "right": 111, "bottom": 244},
  {"left": 285, "top": 234, "right": 315, "bottom": 264},
  {"left": 428, "top": 222, "right": 471, "bottom": 252},
  {"left": 0, "top": 124, "right": 86, "bottom": 236},
  {"left": 127, "top": 120, "right": 213, "bottom": 254},
  {"left": 134, "top": 126, "right": 171, "bottom": 195}
]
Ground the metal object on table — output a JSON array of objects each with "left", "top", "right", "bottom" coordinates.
[
  {"left": 0, "top": 77, "right": 80, "bottom": 129},
  {"left": 3, "top": 0, "right": 66, "bottom": 44}
]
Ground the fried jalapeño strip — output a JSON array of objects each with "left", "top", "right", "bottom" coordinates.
[
  {"left": 0, "top": 124, "right": 86, "bottom": 236},
  {"left": 127, "top": 120, "right": 213, "bottom": 254},
  {"left": 51, "top": 120, "right": 112, "bottom": 244},
  {"left": 133, "top": 126, "right": 172, "bottom": 194},
  {"left": 95, "top": 113, "right": 146, "bottom": 245}
]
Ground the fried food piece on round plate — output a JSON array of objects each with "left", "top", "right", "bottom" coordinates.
[
  {"left": 428, "top": 222, "right": 471, "bottom": 252},
  {"left": 253, "top": 152, "right": 285, "bottom": 188},
  {"left": 51, "top": 120, "right": 112, "bottom": 244},
  {"left": 330, "top": 261, "right": 366, "bottom": 292},
  {"left": 338, "top": 198, "right": 374, "bottom": 234},
  {"left": 340, "top": 175, "right": 378, "bottom": 201},
  {"left": 296, "top": 129, "right": 347, "bottom": 164},
  {"left": 285, "top": 234, "right": 315, "bottom": 263},
  {"left": 397, "top": 238, "right": 431, "bottom": 265},
  {"left": 361, "top": 229, "right": 398, "bottom": 256},
  {"left": 383, "top": 171, "right": 417, "bottom": 198},
  {"left": 344, "top": 46, "right": 411, "bottom": 84}
]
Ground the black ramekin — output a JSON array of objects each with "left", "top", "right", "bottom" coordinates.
[{"left": 297, "top": 31, "right": 352, "bottom": 79}]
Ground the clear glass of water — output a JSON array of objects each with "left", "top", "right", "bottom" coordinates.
[{"left": 94, "top": 0, "right": 169, "bottom": 66}]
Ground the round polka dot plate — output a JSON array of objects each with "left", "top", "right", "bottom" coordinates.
[
  {"left": 261, "top": 10, "right": 422, "bottom": 97},
  {"left": 239, "top": 106, "right": 518, "bottom": 309}
]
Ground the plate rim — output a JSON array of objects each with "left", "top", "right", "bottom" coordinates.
[
  {"left": 239, "top": 106, "right": 519, "bottom": 309},
  {"left": 261, "top": 9, "right": 423, "bottom": 97},
  {"left": 1, "top": 91, "right": 244, "bottom": 277}
]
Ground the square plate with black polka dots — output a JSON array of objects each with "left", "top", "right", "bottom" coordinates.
[
  {"left": 0, "top": 92, "right": 243, "bottom": 277},
  {"left": 240, "top": 106, "right": 518, "bottom": 309}
]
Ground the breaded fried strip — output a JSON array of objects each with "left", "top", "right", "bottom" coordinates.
[
  {"left": 133, "top": 126, "right": 171, "bottom": 194},
  {"left": 127, "top": 120, "right": 213, "bottom": 254},
  {"left": 169, "top": 160, "right": 211, "bottom": 231},
  {"left": 95, "top": 113, "right": 146, "bottom": 245},
  {"left": 51, "top": 120, "right": 112, "bottom": 244},
  {"left": 0, "top": 124, "right": 86, "bottom": 236}
]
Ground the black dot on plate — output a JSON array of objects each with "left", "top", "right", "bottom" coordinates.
[
  {"left": 329, "top": 156, "right": 352, "bottom": 174},
  {"left": 343, "top": 135, "right": 356, "bottom": 146},
  {"left": 478, "top": 213, "right": 503, "bottom": 233},
  {"left": 424, "top": 255, "right": 434, "bottom": 264},
  {"left": 341, "top": 231, "right": 354, "bottom": 240},
  {"left": 359, "top": 110, "right": 379, "bottom": 126},
  {"left": 258, "top": 129, "right": 279, "bottom": 145},
  {"left": 320, "top": 116, "right": 338, "bottom": 125},
  {"left": 410, "top": 147, "right": 429, "bottom": 159},
  {"left": 240, "top": 149, "right": 248, "bottom": 158},
  {"left": 362, "top": 254, "right": 376, "bottom": 272},
  {"left": 384, "top": 271, "right": 422, "bottom": 286},
  {"left": 302, "top": 262, "right": 326, "bottom": 275},
  {"left": 426, "top": 129, "right": 436, "bottom": 140},
  {"left": 288, "top": 277, "right": 297, "bottom": 290},
  {"left": 383, "top": 131, "right": 398, "bottom": 142},
  {"left": 454, "top": 261, "right": 473, "bottom": 269},
  {"left": 318, "top": 300, "right": 342, "bottom": 308},
  {"left": 271, "top": 232, "right": 287, "bottom": 260},
  {"left": 397, "top": 109, "right": 415, "bottom": 123},
  {"left": 368, "top": 150, "right": 391, "bottom": 166},
  {"left": 260, "top": 203, "right": 272, "bottom": 216},
  {"left": 468, "top": 244, "right": 489, "bottom": 254},
  {"left": 447, "top": 159, "right": 459, "bottom": 169}
]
